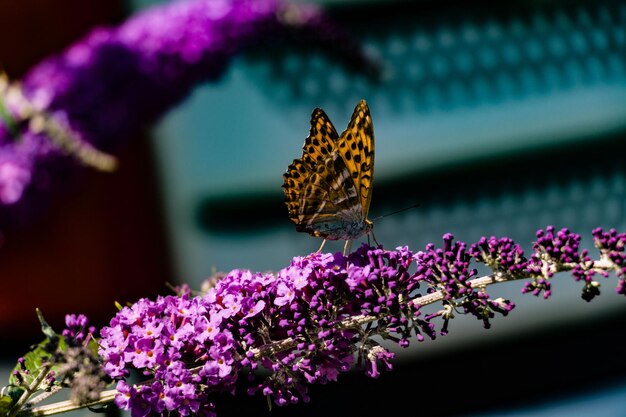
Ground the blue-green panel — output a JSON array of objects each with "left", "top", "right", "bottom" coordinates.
[{"left": 129, "top": 0, "right": 626, "bottom": 372}]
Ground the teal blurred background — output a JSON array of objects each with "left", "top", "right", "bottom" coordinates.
[
  {"left": 134, "top": 0, "right": 626, "bottom": 415},
  {"left": 139, "top": 0, "right": 626, "bottom": 279}
]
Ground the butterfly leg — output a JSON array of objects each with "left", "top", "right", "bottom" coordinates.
[
  {"left": 317, "top": 239, "right": 328, "bottom": 253},
  {"left": 342, "top": 240, "right": 353, "bottom": 256}
]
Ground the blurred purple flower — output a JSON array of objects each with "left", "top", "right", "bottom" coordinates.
[
  {"left": 0, "top": 0, "right": 380, "bottom": 234},
  {"left": 0, "top": 152, "right": 32, "bottom": 205}
]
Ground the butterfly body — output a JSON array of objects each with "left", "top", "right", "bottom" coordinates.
[{"left": 282, "top": 100, "right": 375, "bottom": 245}]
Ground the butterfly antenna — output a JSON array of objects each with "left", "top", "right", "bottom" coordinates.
[
  {"left": 369, "top": 229, "right": 380, "bottom": 247},
  {"left": 372, "top": 203, "right": 421, "bottom": 222}
]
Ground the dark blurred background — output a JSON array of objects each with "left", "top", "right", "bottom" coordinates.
[
  {"left": 2, "top": 0, "right": 626, "bottom": 416},
  {"left": 0, "top": 0, "right": 170, "bottom": 355}
]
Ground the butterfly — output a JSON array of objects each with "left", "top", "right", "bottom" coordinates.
[{"left": 282, "top": 99, "right": 375, "bottom": 254}]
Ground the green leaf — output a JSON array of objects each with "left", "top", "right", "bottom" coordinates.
[
  {"left": 36, "top": 309, "right": 59, "bottom": 350},
  {"left": 0, "top": 393, "right": 16, "bottom": 416},
  {"left": 7, "top": 310, "right": 67, "bottom": 389},
  {"left": 8, "top": 339, "right": 52, "bottom": 388},
  {"left": 7, "top": 336, "right": 72, "bottom": 398},
  {"left": 266, "top": 395, "right": 272, "bottom": 412},
  {"left": 86, "top": 336, "right": 100, "bottom": 357},
  {"left": 1, "top": 385, "right": 23, "bottom": 406},
  {"left": 0, "top": 92, "right": 19, "bottom": 140}
]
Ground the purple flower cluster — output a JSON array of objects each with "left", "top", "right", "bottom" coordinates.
[
  {"left": 414, "top": 233, "right": 515, "bottom": 330},
  {"left": 97, "top": 229, "right": 626, "bottom": 416},
  {"left": 468, "top": 227, "right": 626, "bottom": 302},
  {"left": 531, "top": 226, "right": 588, "bottom": 265},
  {"left": 593, "top": 227, "right": 626, "bottom": 295},
  {"left": 0, "top": 0, "right": 379, "bottom": 233},
  {"left": 469, "top": 236, "right": 527, "bottom": 274},
  {"left": 59, "top": 314, "right": 110, "bottom": 404},
  {"left": 99, "top": 245, "right": 442, "bottom": 416},
  {"left": 99, "top": 294, "right": 236, "bottom": 417},
  {"left": 6, "top": 229, "right": 626, "bottom": 416},
  {"left": 63, "top": 313, "right": 97, "bottom": 345},
  {"left": 415, "top": 233, "right": 476, "bottom": 300},
  {"left": 9, "top": 313, "right": 107, "bottom": 407},
  {"left": 523, "top": 227, "right": 598, "bottom": 300}
]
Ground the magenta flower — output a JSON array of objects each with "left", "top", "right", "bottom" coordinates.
[
  {"left": 0, "top": 0, "right": 379, "bottom": 234},
  {"left": 365, "top": 346, "right": 394, "bottom": 378},
  {"left": 274, "top": 281, "right": 296, "bottom": 306}
]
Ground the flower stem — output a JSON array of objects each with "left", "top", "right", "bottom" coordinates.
[
  {"left": 22, "top": 389, "right": 117, "bottom": 417},
  {"left": 252, "top": 257, "right": 616, "bottom": 360},
  {"left": 8, "top": 364, "right": 53, "bottom": 417},
  {"left": 17, "top": 257, "right": 618, "bottom": 416}
]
